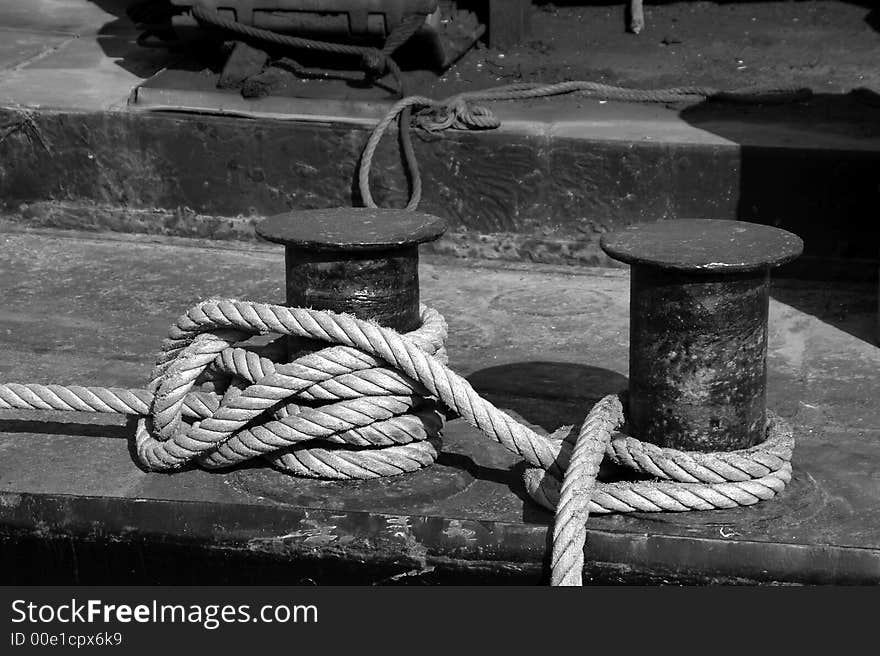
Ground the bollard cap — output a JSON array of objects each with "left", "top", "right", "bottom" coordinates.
[
  {"left": 600, "top": 219, "right": 803, "bottom": 273},
  {"left": 256, "top": 207, "right": 447, "bottom": 252}
]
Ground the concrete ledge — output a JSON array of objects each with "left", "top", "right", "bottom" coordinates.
[
  {"left": 1, "top": 105, "right": 878, "bottom": 279},
  {"left": 4, "top": 489, "right": 878, "bottom": 585}
]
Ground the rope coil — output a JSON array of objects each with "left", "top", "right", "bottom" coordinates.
[{"left": 0, "top": 300, "right": 794, "bottom": 586}]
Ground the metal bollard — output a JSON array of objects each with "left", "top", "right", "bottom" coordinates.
[
  {"left": 256, "top": 207, "right": 446, "bottom": 356},
  {"left": 601, "top": 219, "right": 803, "bottom": 452}
]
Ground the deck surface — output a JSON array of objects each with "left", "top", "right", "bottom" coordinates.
[
  {"left": 0, "top": 229, "right": 878, "bottom": 584},
  {"left": 0, "top": 1, "right": 877, "bottom": 145},
  {"left": 0, "top": 1, "right": 878, "bottom": 584}
]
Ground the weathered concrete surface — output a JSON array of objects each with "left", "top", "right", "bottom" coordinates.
[
  {"left": 0, "top": 35, "right": 177, "bottom": 111},
  {"left": 0, "top": 1, "right": 174, "bottom": 112},
  {"left": 0, "top": 2, "right": 876, "bottom": 275},
  {"left": 0, "top": 28, "right": 70, "bottom": 70},
  {"left": 0, "top": 0, "right": 134, "bottom": 37},
  {"left": 0, "top": 229, "right": 878, "bottom": 584}
]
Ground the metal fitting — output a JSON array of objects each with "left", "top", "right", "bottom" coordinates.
[
  {"left": 602, "top": 219, "right": 803, "bottom": 451},
  {"left": 257, "top": 207, "right": 446, "bottom": 356}
]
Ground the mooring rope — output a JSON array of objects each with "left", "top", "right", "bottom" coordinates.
[
  {"left": 0, "top": 300, "right": 794, "bottom": 586},
  {"left": 4, "top": 7, "right": 800, "bottom": 584}
]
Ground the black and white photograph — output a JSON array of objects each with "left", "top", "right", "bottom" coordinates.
[{"left": 0, "top": 0, "right": 876, "bottom": 647}]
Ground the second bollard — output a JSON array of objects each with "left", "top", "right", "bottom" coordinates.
[{"left": 601, "top": 219, "right": 803, "bottom": 452}]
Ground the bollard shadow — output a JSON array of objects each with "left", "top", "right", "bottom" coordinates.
[
  {"left": 678, "top": 89, "right": 880, "bottom": 346},
  {"left": 0, "top": 417, "right": 131, "bottom": 440},
  {"left": 769, "top": 279, "right": 878, "bottom": 347},
  {"left": 464, "top": 361, "right": 629, "bottom": 521},
  {"left": 466, "top": 361, "right": 629, "bottom": 430}
]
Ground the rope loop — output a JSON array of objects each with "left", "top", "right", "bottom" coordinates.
[{"left": 414, "top": 98, "right": 501, "bottom": 132}]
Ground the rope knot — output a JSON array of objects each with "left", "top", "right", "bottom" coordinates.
[
  {"left": 0, "top": 298, "right": 796, "bottom": 586},
  {"left": 136, "top": 301, "right": 450, "bottom": 479},
  {"left": 415, "top": 98, "right": 501, "bottom": 132},
  {"left": 361, "top": 50, "right": 388, "bottom": 77}
]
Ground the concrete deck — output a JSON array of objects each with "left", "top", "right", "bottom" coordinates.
[
  {"left": 0, "top": 4, "right": 878, "bottom": 581},
  {"left": 0, "top": 229, "right": 878, "bottom": 584}
]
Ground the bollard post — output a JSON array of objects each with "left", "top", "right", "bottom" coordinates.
[
  {"left": 256, "top": 207, "right": 446, "bottom": 356},
  {"left": 601, "top": 219, "right": 803, "bottom": 451}
]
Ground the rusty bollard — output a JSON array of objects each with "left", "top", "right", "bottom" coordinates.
[
  {"left": 256, "top": 207, "right": 446, "bottom": 356},
  {"left": 601, "top": 219, "right": 803, "bottom": 451}
]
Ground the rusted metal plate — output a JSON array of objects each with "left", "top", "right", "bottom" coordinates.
[
  {"left": 171, "top": 0, "right": 438, "bottom": 39},
  {"left": 600, "top": 219, "right": 804, "bottom": 273},
  {"left": 1, "top": 418, "right": 879, "bottom": 585},
  {"left": 625, "top": 267, "right": 772, "bottom": 450},
  {"left": 258, "top": 207, "right": 446, "bottom": 333},
  {"left": 256, "top": 208, "right": 446, "bottom": 251}
]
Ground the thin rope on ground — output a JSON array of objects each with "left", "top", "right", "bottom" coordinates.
[
  {"left": 357, "top": 79, "right": 812, "bottom": 210},
  {"left": 0, "top": 300, "right": 795, "bottom": 586}
]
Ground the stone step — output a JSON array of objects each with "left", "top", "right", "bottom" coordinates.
[
  {"left": 0, "top": 1, "right": 878, "bottom": 280},
  {"left": 2, "top": 94, "right": 878, "bottom": 280}
]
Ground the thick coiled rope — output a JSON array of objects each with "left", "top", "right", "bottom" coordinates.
[{"left": 0, "top": 300, "right": 794, "bottom": 586}]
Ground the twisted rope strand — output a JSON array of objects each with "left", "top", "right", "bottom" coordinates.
[
  {"left": 0, "top": 300, "right": 795, "bottom": 586},
  {"left": 550, "top": 394, "right": 623, "bottom": 586}
]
